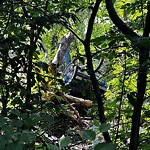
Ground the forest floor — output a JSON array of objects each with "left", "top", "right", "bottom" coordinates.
[{"left": 43, "top": 112, "right": 99, "bottom": 150}]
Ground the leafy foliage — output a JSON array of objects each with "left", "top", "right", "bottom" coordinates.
[{"left": 0, "top": 0, "right": 149, "bottom": 149}]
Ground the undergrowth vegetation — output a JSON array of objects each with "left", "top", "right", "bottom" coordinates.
[{"left": 0, "top": 0, "right": 149, "bottom": 149}]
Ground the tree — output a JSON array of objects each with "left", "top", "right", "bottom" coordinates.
[
  {"left": 105, "top": 1, "right": 150, "bottom": 149},
  {"left": 0, "top": 0, "right": 149, "bottom": 149},
  {"left": 65, "top": 0, "right": 150, "bottom": 149}
]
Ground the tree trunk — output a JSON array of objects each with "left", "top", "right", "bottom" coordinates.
[
  {"left": 129, "top": 4, "right": 150, "bottom": 149},
  {"left": 83, "top": 0, "right": 111, "bottom": 142},
  {"left": 129, "top": 47, "right": 149, "bottom": 150},
  {"left": 84, "top": 42, "right": 111, "bottom": 142}
]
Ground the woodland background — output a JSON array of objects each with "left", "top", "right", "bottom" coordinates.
[{"left": 0, "top": 0, "right": 149, "bottom": 149}]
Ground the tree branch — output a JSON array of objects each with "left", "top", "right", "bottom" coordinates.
[
  {"left": 66, "top": 26, "right": 84, "bottom": 43},
  {"left": 105, "top": 0, "right": 139, "bottom": 38},
  {"left": 143, "top": 4, "right": 150, "bottom": 37},
  {"left": 85, "top": 0, "right": 102, "bottom": 42}
]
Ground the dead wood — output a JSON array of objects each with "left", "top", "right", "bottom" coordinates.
[{"left": 64, "top": 93, "right": 93, "bottom": 107}]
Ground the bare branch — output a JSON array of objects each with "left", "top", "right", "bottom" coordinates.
[{"left": 66, "top": 26, "right": 84, "bottom": 43}]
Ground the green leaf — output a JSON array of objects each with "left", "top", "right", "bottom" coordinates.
[
  {"left": 2, "top": 125, "right": 14, "bottom": 135},
  {"left": 46, "top": 143, "right": 59, "bottom": 150},
  {"left": 91, "top": 36, "right": 106, "bottom": 45},
  {"left": 41, "top": 114, "right": 54, "bottom": 123},
  {"left": 0, "top": 117, "right": 6, "bottom": 127},
  {"left": 11, "top": 133, "right": 19, "bottom": 142},
  {"left": 99, "top": 123, "right": 110, "bottom": 132},
  {"left": 0, "top": 141, "right": 7, "bottom": 150},
  {"left": 5, "top": 141, "right": 17, "bottom": 150},
  {"left": 14, "top": 142, "right": 23, "bottom": 150},
  {"left": 59, "top": 135, "right": 71, "bottom": 148},
  {"left": 112, "top": 0, "right": 116, "bottom": 4},
  {"left": 20, "top": 130, "right": 36, "bottom": 144},
  {"left": 14, "top": 120, "right": 23, "bottom": 128},
  {"left": 24, "top": 118, "right": 35, "bottom": 128},
  {"left": 91, "top": 36, "right": 113, "bottom": 45},
  {"left": 143, "top": 146, "right": 150, "bottom": 150},
  {"left": 11, "top": 109, "right": 21, "bottom": 117},
  {"left": 94, "top": 143, "right": 116, "bottom": 150},
  {"left": 31, "top": 113, "right": 41, "bottom": 124},
  {"left": 93, "top": 119, "right": 100, "bottom": 126},
  {"left": 81, "top": 129, "right": 96, "bottom": 141},
  {"left": 21, "top": 113, "right": 28, "bottom": 119},
  {"left": 5, "top": 141, "right": 23, "bottom": 150}
]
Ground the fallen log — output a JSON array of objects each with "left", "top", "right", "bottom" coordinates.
[
  {"left": 42, "top": 90, "right": 93, "bottom": 121},
  {"left": 64, "top": 93, "right": 93, "bottom": 107},
  {"left": 42, "top": 90, "right": 93, "bottom": 108},
  {"left": 62, "top": 93, "right": 93, "bottom": 122}
]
